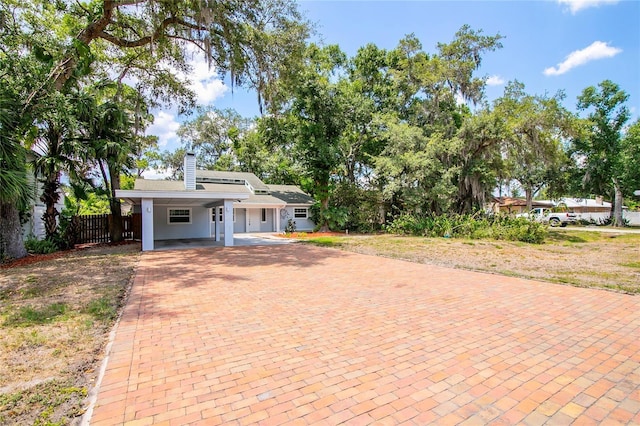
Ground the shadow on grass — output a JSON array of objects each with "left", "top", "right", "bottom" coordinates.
[{"left": 546, "top": 231, "right": 591, "bottom": 243}]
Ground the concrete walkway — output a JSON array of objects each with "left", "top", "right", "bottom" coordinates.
[{"left": 88, "top": 244, "right": 640, "bottom": 425}]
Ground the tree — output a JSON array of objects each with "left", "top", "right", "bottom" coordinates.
[
  {"left": 177, "top": 107, "right": 253, "bottom": 170},
  {"left": 0, "top": 92, "right": 31, "bottom": 260},
  {"left": 620, "top": 120, "right": 640, "bottom": 200},
  {"left": 280, "top": 44, "right": 348, "bottom": 231},
  {"left": 495, "top": 81, "right": 573, "bottom": 210},
  {"left": 25, "top": 0, "right": 309, "bottom": 112},
  {"left": 574, "top": 80, "right": 630, "bottom": 226}
]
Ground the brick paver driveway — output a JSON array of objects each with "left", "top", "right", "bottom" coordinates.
[{"left": 88, "top": 244, "right": 640, "bottom": 425}]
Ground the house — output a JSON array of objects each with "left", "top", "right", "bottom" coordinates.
[
  {"left": 489, "top": 197, "right": 554, "bottom": 215},
  {"left": 115, "top": 153, "right": 315, "bottom": 251},
  {"left": 555, "top": 197, "right": 612, "bottom": 213}
]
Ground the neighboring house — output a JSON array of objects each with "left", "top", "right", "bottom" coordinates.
[
  {"left": 555, "top": 197, "right": 612, "bottom": 213},
  {"left": 489, "top": 197, "right": 554, "bottom": 215},
  {"left": 115, "top": 153, "right": 315, "bottom": 251}
]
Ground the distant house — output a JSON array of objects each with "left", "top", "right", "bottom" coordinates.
[
  {"left": 116, "top": 153, "right": 315, "bottom": 251},
  {"left": 490, "top": 197, "right": 554, "bottom": 215},
  {"left": 556, "top": 197, "right": 612, "bottom": 213}
]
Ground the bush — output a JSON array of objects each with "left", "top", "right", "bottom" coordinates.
[
  {"left": 24, "top": 236, "right": 58, "bottom": 254},
  {"left": 384, "top": 213, "right": 548, "bottom": 244}
]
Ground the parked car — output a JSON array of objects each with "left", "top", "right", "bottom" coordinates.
[{"left": 516, "top": 207, "right": 577, "bottom": 227}]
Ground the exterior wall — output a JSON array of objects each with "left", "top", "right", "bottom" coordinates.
[
  {"left": 258, "top": 208, "right": 275, "bottom": 232},
  {"left": 153, "top": 205, "right": 211, "bottom": 240},
  {"left": 234, "top": 208, "right": 246, "bottom": 233},
  {"left": 578, "top": 211, "right": 640, "bottom": 226},
  {"left": 279, "top": 206, "right": 314, "bottom": 231}
]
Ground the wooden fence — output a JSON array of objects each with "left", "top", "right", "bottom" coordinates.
[{"left": 76, "top": 213, "right": 141, "bottom": 244}]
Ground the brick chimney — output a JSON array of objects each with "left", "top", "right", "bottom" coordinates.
[{"left": 184, "top": 152, "right": 196, "bottom": 190}]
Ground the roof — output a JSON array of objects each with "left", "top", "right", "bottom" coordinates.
[
  {"left": 196, "top": 170, "right": 271, "bottom": 193},
  {"left": 493, "top": 197, "right": 554, "bottom": 208},
  {"left": 238, "top": 193, "right": 287, "bottom": 206},
  {"left": 134, "top": 179, "right": 252, "bottom": 195},
  {"left": 556, "top": 198, "right": 612, "bottom": 208},
  {"left": 268, "top": 185, "right": 314, "bottom": 205}
]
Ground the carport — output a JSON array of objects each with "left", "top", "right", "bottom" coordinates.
[{"left": 115, "top": 189, "right": 250, "bottom": 251}]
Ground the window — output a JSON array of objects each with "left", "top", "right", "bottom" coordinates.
[
  {"left": 261, "top": 208, "right": 267, "bottom": 223},
  {"left": 294, "top": 208, "right": 308, "bottom": 219},
  {"left": 168, "top": 208, "right": 191, "bottom": 224},
  {"left": 212, "top": 207, "right": 223, "bottom": 222}
]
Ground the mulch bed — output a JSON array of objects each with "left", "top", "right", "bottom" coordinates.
[{"left": 1, "top": 240, "right": 139, "bottom": 269}]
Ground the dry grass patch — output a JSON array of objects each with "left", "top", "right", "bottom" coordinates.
[
  {"left": 0, "top": 243, "right": 140, "bottom": 425},
  {"left": 305, "top": 230, "right": 640, "bottom": 293}
]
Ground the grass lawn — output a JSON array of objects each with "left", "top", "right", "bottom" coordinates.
[
  {"left": 0, "top": 243, "right": 140, "bottom": 425},
  {"left": 302, "top": 229, "right": 640, "bottom": 294}
]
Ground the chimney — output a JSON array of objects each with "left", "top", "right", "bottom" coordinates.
[
  {"left": 595, "top": 195, "right": 603, "bottom": 205},
  {"left": 184, "top": 152, "right": 196, "bottom": 190}
]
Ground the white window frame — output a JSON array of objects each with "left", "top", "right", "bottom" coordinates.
[
  {"left": 261, "top": 208, "right": 267, "bottom": 223},
  {"left": 168, "top": 208, "right": 192, "bottom": 224},
  {"left": 294, "top": 208, "right": 308, "bottom": 219},
  {"left": 212, "top": 206, "right": 224, "bottom": 223}
]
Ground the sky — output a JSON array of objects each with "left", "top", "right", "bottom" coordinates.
[{"left": 146, "top": 0, "right": 640, "bottom": 154}]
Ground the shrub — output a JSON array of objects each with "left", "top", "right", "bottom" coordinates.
[
  {"left": 24, "top": 236, "right": 58, "bottom": 255},
  {"left": 385, "top": 213, "right": 548, "bottom": 244}
]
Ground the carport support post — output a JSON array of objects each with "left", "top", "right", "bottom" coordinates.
[
  {"left": 223, "top": 199, "right": 234, "bottom": 247},
  {"left": 214, "top": 206, "right": 220, "bottom": 242},
  {"left": 141, "top": 198, "right": 154, "bottom": 251}
]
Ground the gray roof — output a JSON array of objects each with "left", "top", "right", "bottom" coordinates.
[
  {"left": 133, "top": 179, "right": 251, "bottom": 194},
  {"left": 268, "top": 185, "right": 314, "bottom": 205},
  {"left": 238, "top": 193, "right": 288, "bottom": 206}
]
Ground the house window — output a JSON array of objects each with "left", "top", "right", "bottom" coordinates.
[
  {"left": 261, "top": 208, "right": 267, "bottom": 223},
  {"left": 168, "top": 208, "right": 191, "bottom": 224},
  {"left": 294, "top": 208, "right": 308, "bottom": 219},
  {"left": 212, "top": 207, "right": 223, "bottom": 222}
]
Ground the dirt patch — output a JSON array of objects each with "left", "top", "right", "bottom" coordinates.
[{"left": 0, "top": 242, "right": 140, "bottom": 425}]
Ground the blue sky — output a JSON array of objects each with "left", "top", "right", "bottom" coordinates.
[{"left": 148, "top": 0, "right": 640, "bottom": 152}]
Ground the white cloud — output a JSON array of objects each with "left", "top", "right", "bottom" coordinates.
[
  {"left": 486, "top": 75, "right": 505, "bottom": 86},
  {"left": 146, "top": 111, "right": 181, "bottom": 148},
  {"left": 543, "top": 41, "right": 622, "bottom": 76},
  {"left": 557, "top": 0, "right": 619, "bottom": 14},
  {"left": 187, "top": 56, "right": 229, "bottom": 105}
]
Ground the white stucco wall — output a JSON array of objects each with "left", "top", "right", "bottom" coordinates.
[
  {"left": 279, "top": 206, "right": 314, "bottom": 231},
  {"left": 153, "top": 205, "right": 211, "bottom": 240}
]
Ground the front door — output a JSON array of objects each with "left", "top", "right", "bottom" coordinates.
[{"left": 247, "top": 209, "right": 261, "bottom": 232}]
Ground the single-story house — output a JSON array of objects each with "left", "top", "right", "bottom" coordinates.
[
  {"left": 116, "top": 153, "right": 315, "bottom": 251},
  {"left": 555, "top": 197, "right": 613, "bottom": 213},
  {"left": 489, "top": 197, "right": 554, "bottom": 215}
]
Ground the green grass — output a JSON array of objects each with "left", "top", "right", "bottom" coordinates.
[
  {"left": 304, "top": 236, "right": 344, "bottom": 247},
  {"left": 4, "top": 303, "right": 69, "bottom": 327},
  {"left": 85, "top": 297, "right": 118, "bottom": 322},
  {"left": 620, "top": 261, "right": 640, "bottom": 269}
]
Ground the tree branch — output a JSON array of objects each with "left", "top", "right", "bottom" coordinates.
[{"left": 97, "top": 17, "right": 208, "bottom": 48}]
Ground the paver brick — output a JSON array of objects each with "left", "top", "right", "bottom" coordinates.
[{"left": 88, "top": 244, "right": 640, "bottom": 425}]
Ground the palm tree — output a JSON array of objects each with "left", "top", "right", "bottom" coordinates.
[{"left": 0, "top": 93, "right": 31, "bottom": 260}]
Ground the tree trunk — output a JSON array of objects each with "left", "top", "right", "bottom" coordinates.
[
  {"left": 108, "top": 164, "right": 124, "bottom": 242},
  {"left": 318, "top": 196, "right": 330, "bottom": 232},
  {"left": 612, "top": 179, "right": 624, "bottom": 227},
  {"left": 41, "top": 177, "right": 61, "bottom": 240},
  {"left": 0, "top": 202, "right": 27, "bottom": 261},
  {"left": 525, "top": 186, "right": 534, "bottom": 211}
]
